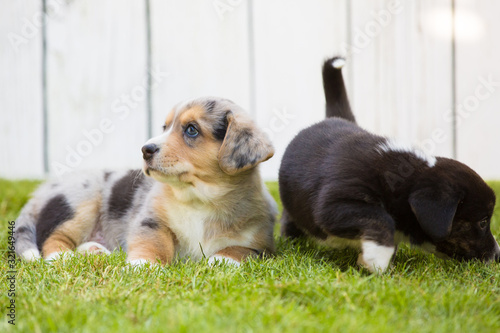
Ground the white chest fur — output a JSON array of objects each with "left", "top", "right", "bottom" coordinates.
[
  {"left": 165, "top": 202, "right": 213, "bottom": 260},
  {"left": 164, "top": 202, "right": 257, "bottom": 261}
]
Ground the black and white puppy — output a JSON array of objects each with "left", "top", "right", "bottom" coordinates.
[{"left": 279, "top": 57, "right": 500, "bottom": 273}]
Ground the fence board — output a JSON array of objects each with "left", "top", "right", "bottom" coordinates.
[
  {"left": 46, "top": 0, "right": 148, "bottom": 177},
  {"left": 455, "top": 0, "right": 500, "bottom": 180},
  {"left": 252, "top": 0, "right": 348, "bottom": 179},
  {"left": 350, "top": 0, "right": 454, "bottom": 158},
  {"left": 149, "top": 0, "right": 251, "bottom": 138},
  {"left": 0, "top": 0, "right": 44, "bottom": 179}
]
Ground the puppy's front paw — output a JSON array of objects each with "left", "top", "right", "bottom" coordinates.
[
  {"left": 45, "top": 251, "right": 74, "bottom": 263},
  {"left": 358, "top": 240, "right": 395, "bottom": 273},
  {"left": 20, "top": 248, "right": 41, "bottom": 261},
  {"left": 208, "top": 255, "right": 241, "bottom": 267},
  {"left": 127, "top": 258, "right": 151, "bottom": 267},
  {"left": 77, "top": 242, "right": 111, "bottom": 255}
]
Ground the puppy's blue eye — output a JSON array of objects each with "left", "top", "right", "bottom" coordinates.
[{"left": 185, "top": 125, "right": 199, "bottom": 138}]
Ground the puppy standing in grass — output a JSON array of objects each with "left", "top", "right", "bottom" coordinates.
[
  {"left": 15, "top": 97, "right": 277, "bottom": 266},
  {"left": 279, "top": 57, "right": 500, "bottom": 273}
]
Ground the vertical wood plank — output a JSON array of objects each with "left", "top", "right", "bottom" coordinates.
[
  {"left": 46, "top": 0, "right": 148, "bottom": 176},
  {"left": 350, "top": 0, "right": 454, "bottom": 158},
  {"left": 253, "top": 0, "right": 348, "bottom": 179},
  {"left": 455, "top": 0, "right": 500, "bottom": 180},
  {"left": 0, "top": 0, "right": 45, "bottom": 179},
  {"left": 149, "top": 0, "right": 251, "bottom": 135}
]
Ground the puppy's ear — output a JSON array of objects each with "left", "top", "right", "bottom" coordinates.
[
  {"left": 409, "top": 186, "right": 461, "bottom": 241},
  {"left": 218, "top": 111, "right": 274, "bottom": 175}
]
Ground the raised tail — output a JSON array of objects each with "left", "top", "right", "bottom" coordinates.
[{"left": 322, "top": 56, "right": 355, "bottom": 122}]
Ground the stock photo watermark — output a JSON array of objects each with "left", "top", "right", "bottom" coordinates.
[
  {"left": 7, "top": 0, "right": 66, "bottom": 52},
  {"left": 51, "top": 66, "right": 168, "bottom": 178},
  {"left": 418, "top": 74, "right": 499, "bottom": 156},
  {"left": 213, "top": 0, "right": 243, "bottom": 20},
  {"left": 261, "top": 107, "right": 296, "bottom": 141},
  {"left": 341, "top": 0, "right": 403, "bottom": 59},
  {"left": 383, "top": 74, "right": 499, "bottom": 191},
  {"left": 6, "top": 221, "right": 17, "bottom": 325}
]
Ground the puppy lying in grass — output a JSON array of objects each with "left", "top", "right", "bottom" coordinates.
[
  {"left": 279, "top": 57, "right": 500, "bottom": 273},
  {"left": 15, "top": 97, "right": 277, "bottom": 267}
]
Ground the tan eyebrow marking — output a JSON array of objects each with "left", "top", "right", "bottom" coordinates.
[{"left": 179, "top": 105, "right": 206, "bottom": 125}]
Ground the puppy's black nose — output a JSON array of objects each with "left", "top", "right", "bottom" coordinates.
[{"left": 142, "top": 144, "right": 159, "bottom": 160}]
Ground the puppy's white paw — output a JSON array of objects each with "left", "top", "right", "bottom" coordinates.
[
  {"left": 127, "top": 258, "right": 150, "bottom": 267},
  {"left": 21, "top": 248, "right": 41, "bottom": 261},
  {"left": 77, "top": 242, "right": 111, "bottom": 255},
  {"left": 124, "top": 258, "right": 160, "bottom": 273},
  {"left": 358, "top": 240, "right": 395, "bottom": 273},
  {"left": 208, "top": 255, "right": 241, "bottom": 267},
  {"left": 45, "top": 251, "right": 73, "bottom": 263}
]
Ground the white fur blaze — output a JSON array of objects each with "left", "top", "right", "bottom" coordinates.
[
  {"left": 358, "top": 240, "right": 395, "bottom": 273},
  {"left": 208, "top": 255, "right": 241, "bottom": 267}
]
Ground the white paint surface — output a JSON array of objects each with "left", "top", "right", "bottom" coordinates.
[
  {"left": 1, "top": 1, "right": 500, "bottom": 180},
  {"left": 0, "top": 0, "right": 44, "bottom": 178}
]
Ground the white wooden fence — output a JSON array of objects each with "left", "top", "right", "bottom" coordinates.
[{"left": 1, "top": 0, "right": 499, "bottom": 180}]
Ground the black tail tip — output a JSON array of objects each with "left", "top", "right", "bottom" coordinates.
[{"left": 324, "top": 56, "right": 346, "bottom": 70}]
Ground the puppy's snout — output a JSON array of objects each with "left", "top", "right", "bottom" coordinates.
[{"left": 142, "top": 144, "right": 159, "bottom": 160}]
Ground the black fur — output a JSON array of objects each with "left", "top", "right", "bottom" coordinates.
[
  {"left": 36, "top": 195, "right": 74, "bottom": 249},
  {"left": 322, "top": 57, "right": 355, "bottom": 122},
  {"left": 104, "top": 171, "right": 113, "bottom": 182},
  {"left": 279, "top": 56, "right": 500, "bottom": 266},
  {"left": 140, "top": 218, "right": 159, "bottom": 230},
  {"left": 108, "top": 170, "right": 144, "bottom": 220},
  {"left": 205, "top": 100, "right": 216, "bottom": 113},
  {"left": 212, "top": 112, "right": 229, "bottom": 141}
]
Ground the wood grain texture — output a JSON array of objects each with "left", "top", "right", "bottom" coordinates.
[
  {"left": 252, "top": 0, "right": 348, "bottom": 179},
  {"left": 149, "top": 0, "right": 251, "bottom": 137},
  {"left": 349, "top": 0, "right": 454, "bottom": 158},
  {"left": 455, "top": 0, "right": 500, "bottom": 179},
  {"left": 46, "top": 0, "right": 147, "bottom": 176},
  {"left": 1, "top": 0, "right": 499, "bottom": 180},
  {"left": 0, "top": 0, "right": 44, "bottom": 178}
]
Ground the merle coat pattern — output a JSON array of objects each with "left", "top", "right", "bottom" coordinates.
[{"left": 15, "top": 97, "right": 277, "bottom": 267}]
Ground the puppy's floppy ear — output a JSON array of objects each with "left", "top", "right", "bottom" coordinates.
[
  {"left": 218, "top": 111, "right": 274, "bottom": 175},
  {"left": 409, "top": 185, "right": 462, "bottom": 241}
]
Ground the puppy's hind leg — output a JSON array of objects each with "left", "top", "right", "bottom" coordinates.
[
  {"left": 280, "top": 209, "right": 306, "bottom": 239},
  {"left": 42, "top": 197, "right": 101, "bottom": 262}
]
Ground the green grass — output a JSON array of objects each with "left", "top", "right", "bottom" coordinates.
[{"left": 1, "top": 179, "right": 500, "bottom": 332}]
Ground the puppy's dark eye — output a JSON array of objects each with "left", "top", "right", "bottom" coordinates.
[
  {"left": 479, "top": 218, "right": 489, "bottom": 229},
  {"left": 185, "top": 125, "right": 199, "bottom": 138},
  {"left": 162, "top": 125, "right": 167, "bottom": 131}
]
